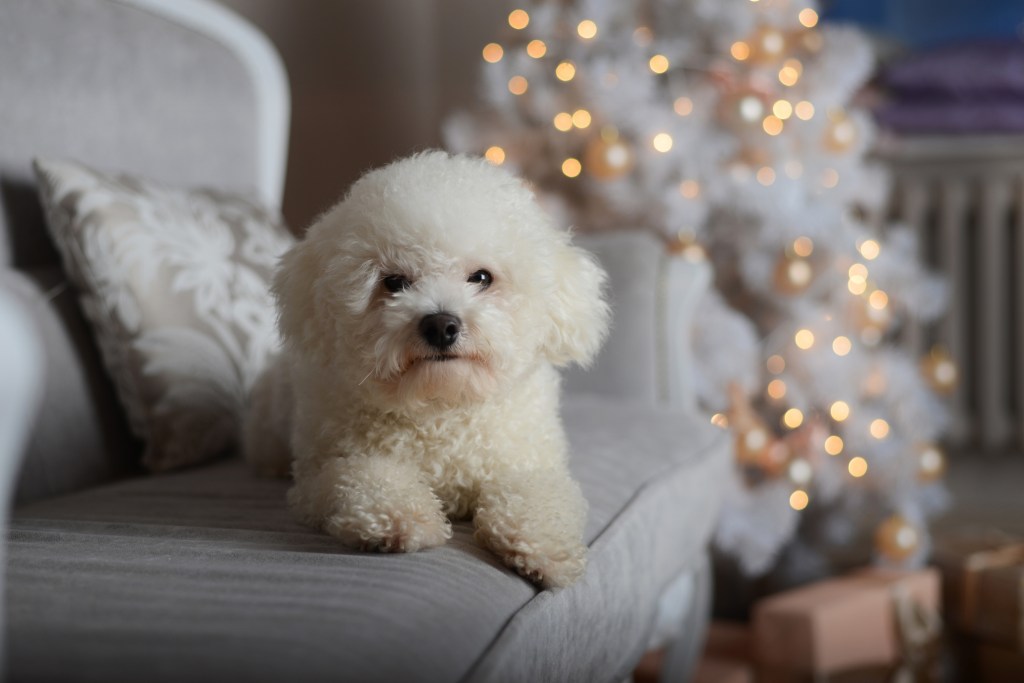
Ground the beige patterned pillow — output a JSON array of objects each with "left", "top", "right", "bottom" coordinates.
[{"left": 33, "top": 158, "right": 294, "bottom": 471}]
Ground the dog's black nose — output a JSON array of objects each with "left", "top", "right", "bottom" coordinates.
[{"left": 419, "top": 313, "right": 461, "bottom": 350}]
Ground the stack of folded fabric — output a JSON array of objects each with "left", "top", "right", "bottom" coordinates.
[{"left": 875, "top": 40, "right": 1024, "bottom": 135}]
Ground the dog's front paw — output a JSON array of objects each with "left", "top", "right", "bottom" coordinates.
[
  {"left": 324, "top": 504, "right": 452, "bottom": 553},
  {"left": 497, "top": 541, "right": 588, "bottom": 589}
]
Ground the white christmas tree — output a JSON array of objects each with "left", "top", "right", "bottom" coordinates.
[{"left": 445, "top": 0, "right": 955, "bottom": 578}]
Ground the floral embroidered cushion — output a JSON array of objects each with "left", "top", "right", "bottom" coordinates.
[{"left": 33, "top": 158, "right": 294, "bottom": 471}]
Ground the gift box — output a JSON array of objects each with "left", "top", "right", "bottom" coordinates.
[
  {"left": 633, "top": 622, "right": 756, "bottom": 683},
  {"left": 752, "top": 568, "right": 941, "bottom": 680},
  {"left": 933, "top": 534, "right": 1024, "bottom": 650}
]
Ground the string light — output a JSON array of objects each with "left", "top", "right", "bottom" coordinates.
[
  {"left": 577, "top": 19, "right": 598, "bottom": 39},
  {"left": 484, "top": 146, "right": 506, "bottom": 165},
  {"left": 830, "top": 400, "right": 850, "bottom": 421},
  {"left": 789, "top": 459, "right": 813, "bottom": 485},
  {"left": 674, "top": 97, "right": 694, "bottom": 116},
  {"left": 869, "top": 290, "right": 889, "bottom": 310},
  {"left": 757, "top": 167, "right": 776, "bottom": 186},
  {"left": 731, "top": 41, "right": 751, "bottom": 61},
  {"left": 633, "top": 26, "right": 653, "bottom": 46},
  {"left": 508, "top": 76, "right": 528, "bottom": 95},
  {"left": 793, "top": 237, "right": 814, "bottom": 257},
  {"left": 561, "top": 158, "right": 582, "bottom": 178},
  {"left": 848, "top": 456, "right": 868, "bottom": 478},
  {"left": 553, "top": 112, "right": 573, "bottom": 131},
  {"left": 848, "top": 278, "right": 867, "bottom": 295},
  {"left": 832, "top": 336, "right": 852, "bottom": 356},
  {"left": 849, "top": 263, "right": 869, "bottom": 280},
  {"left": 572, "top": 109, "right": 592, "bottom": 128},
  {"left": 795, "top": 329, "right": 815, "bottom": 350},
  {"left": 508, "top": 9, "right": 530, "bottom": 29},
  {"left": 763, "top": 115, "right": 784, "bottom": 136},
  {"left": 822, "top": 168, "right": 840, "bottom": 188},
  {"left": 859, "top": 239, "right": 881, "bottom": 260},
  {"left": 773, "top": 100, "right": 793, "bottom": 120},
  {"left": 767, "top": 355, "right": 786, "bottom": 374},
  {"left": 649, "top": 54, "right": 670, "bottom": 74},
  {"left": 798, "top": 8, "right": 819, "bottom": 28},
  {"left": 710, "top": 413, "right": 729, "bottom": 428},
  {"left": 824, "top": 435, "right": 844, "bottom": 455},
  {"left": 783, "top": 408, "right": 804, "bottom": 429},
  {"left": 526, "top": 39, "right": 547, "bottom": 58},
  {"left": 795, "top": 101, "right": 815, "bottom": 120},
  {"left": 482, "top": 43, "right": 503, "bottom": 63},
  {"left": 679, "top": 180, "right": 701, "bottom": 198},
  {"left": 779, "top": 64, "right": 801, "bottom": 87},
  {"left": 789, "top": 490, "right": 809, "bottom": 511},
  {"left": 767, "top": 379, "right": 787, "bottom": 400},
  {"left": 555, "top": 61, "right": 576, "bottom": 81},
  {"left": 870, "top": 418, "right": 890, "bottom": 439},
  {"left": 653, "top": 133, "right": 673, "bottom": 152}
]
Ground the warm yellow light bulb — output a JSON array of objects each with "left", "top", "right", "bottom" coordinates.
[
  {"left": 779, "top": 66, "right": 800, "bottom": 87},
  {"left": 824, "top": 435, "right": 844, "bottom": 455},
  {"left": 795, "top": 329, "right": 815, "bottom": 350},
  {"left": 482, "top": 43, "right": 504, "bottom": 63},
  {"left": 484, "top": 146, "right": 506, "bottom": 165},
  {"left": 763, "top": 115, "right": 784, "bottom": 136},
  {"left": 790, "top": 490, "right": 809, "bottom": 511},
  {"left": 679, "top": 180, "right": 700, "bottom": 198},
  {"left": 674, "top": 97, "right": 694, "bottom": 116},
  {"left": 773, "top": 100, "right": 793, "bottom": 120},
  {"left": 848, "top": 279, "right": 868, "bottom": 295},
  {"left": 859, "top": 239, "right": 881, "bottom": 260},
  {"left": 553, "top": 112, "right": 573, "bottom": 132},
  {"left": 731, "top": 41, "right": 751, "bottom": 61},
  {"left": 767, "top": 379, "right": 787, "bottom": 400},
  {"left": 848, "top": 456, "right": 868, "bottom": 477},
  {"left": 830, "top": 401, "right": 850, "bottom": 422},
  {"left": 561, "top": 158, "right": 582, "bottom": 178},
  {"left": 756, "top": 167, "right": 776, "bottom": 186},
  {"left": 555, "top": 61, "right": 576, "bottom": 81},
  {"left": 783, "top": 408, "right": 804, "bottom": 429},
  {"left": 795, "top": 100, "right": 815, "bottom": 120},
  {"left": 526, "top": 39, "right": 547, "bottom": 58},
  {"left": 710, "top": 413, "right": 729, "bottom": 428},
  {"left": 649, "top": 54, "right": 670, "bottom": 74},
  {"left": 849, "top": 263, "right": 869, "bottom": 280},
  {"left": 577, "top": 19, "right": 598, "bottom": 39},
  {"left": 508, "top": 9, "right": 530, "bottom": 29},
  {"left": 869, "top": 290, "right": 889, "bottom": 310},
  {"left": 653, "top": 133, "right": 674, "bottom": 152},
  {"left": 870, "top": 418, "right": 890, "bottom": 439},
  {"left": 508, "top": 76, "right": 528, "bottom": 95},
  {"left": 832, "top": 336, "right": 852, "bottom": 356},
  {"left": 799, "top": 8, "right": 819, "bottom": 28},
  {"left": 767, "top": 355, "right": 786, "bottom": 374},
  {"left": 793, "top": 237, "right": 814, "bottom": 257},
  {"left": 572, "top": 109, "right": 592, "bottom": 128}
]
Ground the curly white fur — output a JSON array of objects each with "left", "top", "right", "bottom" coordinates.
[{"left": 244, "top": 151, "right": 609, "bottom": 588}]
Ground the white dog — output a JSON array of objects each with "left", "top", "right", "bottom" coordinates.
[{"left": 245, "top": 151, "right": 609, "bottom": 588}]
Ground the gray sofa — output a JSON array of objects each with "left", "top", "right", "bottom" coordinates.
[{"left": 0, "top": 1, "right": 729, "bottom": 681}]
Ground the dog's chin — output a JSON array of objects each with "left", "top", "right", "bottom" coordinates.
[{"left": 376, "top": 355, "right": 498, "bottom": 409}]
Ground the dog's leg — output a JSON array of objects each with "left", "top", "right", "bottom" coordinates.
[
  {"left": 473, "top": 467, "right": 589, "bottom": 588},
  {"left": 288, "top": 454, "right": 451, "bottom": 553}
]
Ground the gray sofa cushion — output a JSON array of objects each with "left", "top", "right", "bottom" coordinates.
[{"left": 7, "top": 396, "right": 728, "bottom": 683}]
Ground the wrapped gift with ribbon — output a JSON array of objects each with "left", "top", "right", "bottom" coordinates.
[
  {"left": 752, "top": 568, "right": 942, "bottom": 682},
  {"left": 933, "top": 533, "right": 1024, "bottom": 650}
]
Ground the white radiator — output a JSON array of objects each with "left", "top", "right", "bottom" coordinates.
[{"left": 878, "top": 135, "right": 1024, "bottom": 452}]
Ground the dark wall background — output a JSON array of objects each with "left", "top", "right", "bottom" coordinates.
[{"left": 824, "top": 0, "right": 1024, "bottom": 48}]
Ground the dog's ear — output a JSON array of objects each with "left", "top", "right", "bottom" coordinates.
[
  {"left": 272, "top": 234, "right": 337, "bottom": 366},
  {"left": 542, "top": 241, "right": 610, "bottom": 367}
]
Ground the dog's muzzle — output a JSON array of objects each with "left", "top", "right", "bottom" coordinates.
[{"left": 419, "top": 313, "right": 461, "bottom": 351}]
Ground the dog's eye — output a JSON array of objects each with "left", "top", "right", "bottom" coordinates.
[
  {"left": 382, "top": 274, "right": 412, "bottom": 293},
  {"left": 467, "top": 269, "right": 493, "bottom": 289}
]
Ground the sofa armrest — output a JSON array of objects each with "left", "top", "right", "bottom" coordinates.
[
  {"left": 563, "top": 231, "right": 712, "bottom": 411},
  {"left": 0, "top": 281, "right": 45, "bottom": 661}
]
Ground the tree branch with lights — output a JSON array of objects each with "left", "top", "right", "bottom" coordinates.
[{"left": 445, "top": 0, "right": 954, "bottom": 580}]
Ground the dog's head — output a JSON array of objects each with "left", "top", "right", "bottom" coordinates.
[{"left": 274, "top": 151, "right": 609, "bottom": 411}]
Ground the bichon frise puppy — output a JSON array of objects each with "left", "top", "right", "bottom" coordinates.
[{"left": 245, "top": 151, "right": 609, "bottom": 588}]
